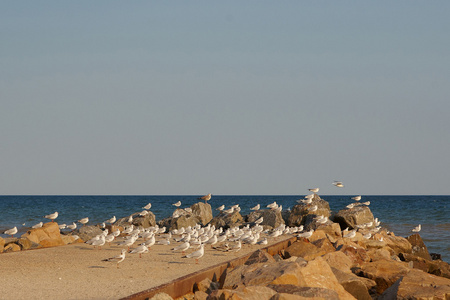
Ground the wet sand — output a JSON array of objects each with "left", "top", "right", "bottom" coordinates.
[{"left": 0, "top": 236, "right": 291, "bottom": 300}]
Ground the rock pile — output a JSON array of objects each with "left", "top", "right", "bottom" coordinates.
[{"left": 157, "top": 224, "right": 450, "bottom": 300}]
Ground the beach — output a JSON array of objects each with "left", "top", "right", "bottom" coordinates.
[{"left": 0, "top": 234, "right": 291, "bottom": 300}]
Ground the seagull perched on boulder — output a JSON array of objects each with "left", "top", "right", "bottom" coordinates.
[
  {"left": 44, "top": 211, "right": 58, "bottom": 222},
  {"left": 198, "top": 193, "right": 212, "bottom": 204}
]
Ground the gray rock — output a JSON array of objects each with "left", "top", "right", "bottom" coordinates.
[
  {"left": 209, "top": 210, "right": 243, "bottom": 230},
  {"left": 75, "top": 225, "right": 103, "bottom": 242},
  {"left": 331, "top": 205, "right": 374, "bottom": 230},
  {"left": 191, "top": 202, "right": 213, "bottom": 226},
  {"left": 286, "top": 194, "right": 330, "bottom": 227},
  {"left": 246, "top": 209, "right": 284, "bottom": 229}
]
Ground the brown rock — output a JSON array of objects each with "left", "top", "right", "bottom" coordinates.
[
  {"left": 209, "top": 285, "right": 276, "bottom": 300},
  {"left": 284, "top": 240, "right": 321, "bottom": 261},
  {"left": 17, "top": 237, "right": 40, "bottom": 250},
  {"left": 193, "top": 291, "right": 208, "bottom": 300},
  {"left": 191, "top": 202, "right": 213, "bottom": 226},
  {"left": 3, "top": 243, "right": 21, "bottom": 252},
  {"left": 194, "top": 278, "right": 219, "bottom": 294},
  {"left": 407, "top": 233, "right": 432, "bottom": 260},
  {"left": 149, "top": 292, "right": 173, "bottom": 300},
  {"left": 332, "top": 205, "right": 374, "bottom": 230},
  {"left": 21, "top": 222, "right": 65, "bottom": 248},
  {"left": 379, "top": 269, "right": 450, "bottom": 300},
  {"left": 383, "top": 234, "right": 412, "bottom": 256},
  {"left": 339, "top": 245, "right": 370, "bottom": 266},
  {"left": 356, "top": 259, "right": 411, "bottom": 294},
  {"left": 296, "top": 257, "right": 356, "bottom": 299},
  {"left": 400, "top": 253, "right": 450, "bottom": 279},
  {"left": 323, "top": 251, "right": 354, "bottom": 273},
  {"left": 0, "top": 236, "right": 5, "bottom": 252},
  {"left": 366, "top": 248, "right": 391, "bottom": 262},
  {"left": 268, "top": 285, "right": 339, "bottom": 299},
  {"left": 132, "top": 211, "right": 157, "bottom": 228},
  {"left": 244, "top": 261, "right": 306, "bottom": 286},
  {"left": 331, "top": 267, "right": 373, "bottom": 300},
  {"left": 311, "top": 238, "right": 335, "bottom": 254},
  {"left": 60, "top": 234, "right": 81, "bottom": 245},
  {"left": 245, "top": 249, "right": 276, "bottom": 265}
]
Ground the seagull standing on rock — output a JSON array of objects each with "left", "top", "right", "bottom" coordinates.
[
  {"left": 44, "top": 212, "right": 58, "bottom": 222},
  {"left": 412, "top": 224, "right": 421, "bottom": 232},
  {"left": 173, "top": 201, "right": 182, "bottom": 207},
  {"left": 198, "top": 193, "right": 212, "bottom": 204},
  {"left": 3, "top": 226, "right": 18, "bottom": 238},
  {"left": 78, "top": 217, "right": 89, "bottom": 226}
]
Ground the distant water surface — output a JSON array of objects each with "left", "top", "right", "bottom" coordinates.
[{"left": 0, "top": 195, "right": 448, "bottom": 262}]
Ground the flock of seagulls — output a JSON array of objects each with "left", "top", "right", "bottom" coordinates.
[{"left": 2, "top": 186, "right": 423, "bottom": 268}]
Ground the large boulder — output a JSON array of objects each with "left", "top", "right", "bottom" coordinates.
[
  {"left": 247, "top": 209, "right": 284, "bottom": 229},
  {"left": 116, "top": 211, "right": 156, "bottom": 228},
  {"left": 379, "top": 269, "right": 450, "bottom": 300},
  {"left": 75, "top": 225, "right": 103, "bottom": 242},
  {"left": 331, "top": 205, "right": 374, "bottom": 230},
  {"left": 0, "top": 236, "right": 5, "bottom": 252},
  {"left": 407, "top": 233, "right": 432, "bottom": 260},
  {"left": 287, "top": 194, "right": 330, "bottom": 227},
  {"left": 331, "top": 267, "right": 374, "bottom": 300},
  {"left": 209, "top": 285, "right": 277, "bottom": 300},
  {"left": 20, "top": 222, "right": 65, "bottom": 248},
  {"left": 209, "top": 210, "right": 244, "bottom": 230},
  {"left": 383, "top": 234, "right": 412, "bottom": 256},
  {"left": 268, "top": 285, "right": 341, "bottom": 299},
  {"left": 191, "top": 202, "right": 213, "bottom": 226},
  {"left": 355, "top": 259, "right": 411, "bottom": 294}
]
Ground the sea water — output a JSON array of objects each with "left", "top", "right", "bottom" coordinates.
[{"left": 0, "top": 195, "right": 448, "bottom": 262}]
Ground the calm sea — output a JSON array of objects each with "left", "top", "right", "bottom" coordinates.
[{"left": 0, "top": 195, "right": 448, "bottom": 262}]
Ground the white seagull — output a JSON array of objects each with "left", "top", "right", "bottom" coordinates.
[
  {"left": 32, "top": 222, "right": 43, "bottom": 229},
  {"left": 173, "top": 201, "right": 182, "bottom": 207},
  {"left": 78, "top": 217, "right": 89, "bottom": 225},
  {"left": 44, "top": 212, "right": 58, "bottom": 222},
  {"left": 143, "top": 203, "right": 152, "bottom": 210},
  {"left": 102, "top": 249, "right": 126, "bottom": 268},
  {"left": 67, "top": 222, "right": 77, "bottom": 231},
  {"left": 351, "top": 195, "right": 362, "bottom": 201},
  {"left": 308, "top": 188, "right": 319, "bottom": 193},
  {"left": 216, "top": 205, "right": 225, "bottom": 211},
  {"left": 129, "top": 244, "right": 149, "bottom": 258},
  {"left": 3, "top": 226, "right": 18, "bottom": 237},
  {"left": 250, "top": 204, "right": 260, "bottom": 211},
  {"left": 332, "top": 181, "right": 344, "bottom": 188},
  {"left": 106, "top": 216, "right": 116, "bottom": 224},
  {"left": 184, "top": 244, "right": 204, "bottom": 264},
  {"left": 412, "top": 224, "right": 421, "bottom": 233},
  {"left": 172, "top": 242, "right": 190, "bottom": 255}
]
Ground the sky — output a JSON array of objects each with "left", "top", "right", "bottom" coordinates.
[{"left": 1, "top": 2, "right": 449, "bottom": 195}]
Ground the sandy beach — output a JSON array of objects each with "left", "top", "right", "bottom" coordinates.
[{"left": 0, "top": 235, "right": 292, "bottom": 300}]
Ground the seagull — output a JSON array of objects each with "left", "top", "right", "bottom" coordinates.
[
  {"left": 198, "top": 193, "right": 211, "bottom": 204},
  {"left": 362, "top": 201, "right": 370, "bottom": 206},
  {"left": 106, "top": 216, "right": 116, "bottom": 224},
  {"left": 3, "top": 226, "right": 18, "bottom": 238},
  {"left": 346, "top": 203, "right": 355, "bottom": 209},
  {"left": 351, "top": 195, "right": 362, "bottom": 201},
  {"left": 129, "top": 244, "right": 149, "bottom": 258},
  {"left": 250, "top": 204, "right": 260, "bottom": 211},
  {"left": 184, "top": 244, "right": 204, "bottom": 264},
  {"left": 102, "top": 249, "right": 126, "bottom": 268},
  {"left": 173, "top": 201, "right": 182, "bottom": 207},
  {"left": 254, "top": 217, "right": 264, "bottom": 224},
  {"left": 143, "top": 203, "right": 152, "bottom": 210},
  {"left": 257, "top": 237, "right": 268, "bottom": 245},
  {"left": 172, "top": 242, "right": 190, "bottom": 255},
  {"left": 78, "top": 217, "right": 89, "bottom": 225},
  {"left": 343, "top": 230, "right": 357, "bottom": 239},
  {"left": 128, "top": 215, "right": 133, "bottom": 223},
  {"left": 44, "top": 212, "right": 58, "bottom": 222},
  {"left": 67, "top": 222, "right": 77, "bottom": 231},
  {"left": 308, "top": 205, "right": 318, "bottom": 212},
  {"left": 59, "top": 224, "right": 67, "bottom": 230},
  {"left": 91, "top": 235, "right": 106, "bottom": 250},
  {"left": 300, "top": 198, "right": 313, "bottom": 205},
  {"left": 216, "top": 205, "right": 225, "bottom": 211},
  {"left": 139, "top": 210, "right": 149, "bottom": 216},
  {"left": 332, "top": 181, "right": 344, "bottom": 188},
  {"left": 297, "top": 229, "right": 314, "bottom": 239},
  {"left": 412, "top": 224, "right": 421, "bottom": 233},
  {"left": 267, "top": 202, "right": 277, "bottom": 209},
  {"left": 228, "top": 241, "right": 242, "bottom": 253},
  {"left": 308, "top": 188, "right": 319, "bottom": 193},
  {"left": 32, "top": 222, "right": 43, "bottom": 229},
  {"left": 223, "top": 207, "right": 234, "bottom": 215}
]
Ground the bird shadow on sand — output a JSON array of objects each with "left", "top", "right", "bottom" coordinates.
[
  {"left": 168, "top": 261, "right": 186, "bottom": 264},
  {"left": 88, "top": 265, "right": 107, "bottom": 269},
  {"left": 158, "top": 252, "right": 176, "bottom": 256}
]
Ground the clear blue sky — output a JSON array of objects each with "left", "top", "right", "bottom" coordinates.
[{"left": 1, "top": 2, "right": 449, "bottom": 195}]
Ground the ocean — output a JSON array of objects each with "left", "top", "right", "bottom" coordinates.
[{"left": 0, "top": 195, "right": 448, "bottom": 262}]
